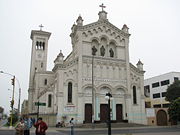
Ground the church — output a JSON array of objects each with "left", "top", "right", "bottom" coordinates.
[{"left": 28, "top": 5, "right": 147, "bottom": 126}]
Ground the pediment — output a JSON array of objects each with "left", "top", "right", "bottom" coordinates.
[{"left": 79, "top": 20, "right": 130, "bottom": 39}]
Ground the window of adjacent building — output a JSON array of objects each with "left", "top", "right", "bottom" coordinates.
[
  {"left": 174, "top": 77, "right": 179, "bottom": 81},
  {"left": 133, "top": 86, "right": 137, "bottom": 104},
  {"left": 44, "top": 79, "right": 47, "bottom": 85},
  {"left": 144, "top": 85, "right": 150, "bottom": 97},
  {"left": 153, "top": 93, "right": 160, "bottom": 98},
  {"left": 48, "top": 94, "right": 52, "bottom": 107},
  {"left": 152, "top": 82, "right": 160, "bottom": 88},
  {"left": 145, "top": 102, "right": 151, "bottom": 108},
  {"left": 162, "top": 103, "right": 170, "bottom": 108},
  {"left": 153, "top": 104, "right": 161, "bottom": 108},
  {"left": 68, "top": 82, "right": 72, "bottom": 103},
  {"left": 161, "top": 92, "right": 167, "bottom": 97},
  {"left": 161, "top": 80, "right": 170, "bottom": 86}
]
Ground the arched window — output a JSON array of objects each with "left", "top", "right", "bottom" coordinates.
[
  {"left": 44, "top": 79, "right": 47, "bottom": 85},
  {"left": 36, "top": 41, "right": 39, "bottom": 49},
  {"left": 68, "top": 82, "right": 72, "bottom": 103},
  {"left": 42, "top": 42, "right": 45, "bottom": 50},
  {"left": 133, "top": 86, "right": 137, "bottom": 104},
  {"left": 48, "top": 94, "right": 52, "bottom": 107}
]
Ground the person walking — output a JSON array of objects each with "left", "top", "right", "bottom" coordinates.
[
  {"left": 24, "top": 115, "right": 33, "bottom": 135},
  {"left": 69, "top": 118, "right": 74, "bottom": 135},
  {"left": 15, "top": 118, "right": 25, "bottom": 135},
  {"left": 34, "top": 117, "right": 48, "bottom": 135}
]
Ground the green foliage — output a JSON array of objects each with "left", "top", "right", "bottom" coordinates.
[
  {"left": 7, "top": 113, "right": 18, "bottom": 126},
  {"left": 165, "top": 80, "right": 180, "bottom": 102},
  {"left": 168, "top": 97, "right": 180, "bottom": 122}
]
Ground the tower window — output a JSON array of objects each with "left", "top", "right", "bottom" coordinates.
[
  {"left": 48, "top": 94, "right": 52, "bottom": 107},
  {"left": 44, "top": 79, "right": 47, "bottom": 85},
  {"left": 42, "top": 42, "right": 45, "bottom": 50},
  {"left": 68, "top": 82, "right": 72, "bottom": 103},
  {"left": 41, "top": 63, "right": 43, "bottom": 68},
  {"left": 35, "top": 41, "right": 45, "bottom": 50},
  {"left": 133, "top": 86, "right": 137, "bottom": 104}
]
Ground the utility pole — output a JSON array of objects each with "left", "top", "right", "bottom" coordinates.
[
  {"left": 91, "top": 46, "right": 97, "bottom": 127},
  {"left": 10, "top": 76, "right": 15, "bottom": 128},
  {"left": 37, "top": 101, "right": 39, "bottom": 119},
  {"left": 105, "top": 92, "right": 112, "bottom": 135},
  {"left": 0, "top": 71, "right": 21, "bottom": 126}
]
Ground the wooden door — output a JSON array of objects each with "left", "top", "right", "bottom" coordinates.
[
  {"left": 116, "top": 104, "right": 123, "bottom": 122},
  {"left": 84, "top": 104, "right": 92, "bottom": 123},
  {"left": 157, "top": 110, "right": 167, "bottom": 126},
  {"left": 100, "top": 104, "right": 108, "bottom": 122}
]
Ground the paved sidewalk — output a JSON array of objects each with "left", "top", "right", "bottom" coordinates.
[{"left": 0, "top": 125, "right": 179, "bottom": 132}]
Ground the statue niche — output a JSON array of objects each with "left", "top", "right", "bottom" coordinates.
[
  {"left": 109, "top": 48, "right": 114, "bottom": 57},
  {"left": 100, "top": 46, "right": 105, "bottom": 56}
]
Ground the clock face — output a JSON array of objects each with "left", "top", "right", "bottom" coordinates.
[{"left": 36, "top": 52, "right": 44, "bottom": 60}]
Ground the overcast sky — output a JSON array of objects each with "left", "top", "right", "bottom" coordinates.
[{"left": 0, "top": 0, "right": 180, "bottom": 114}]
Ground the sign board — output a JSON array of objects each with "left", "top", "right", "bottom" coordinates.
[
  {"left": 35, "top": 102, "right": 46, "bottom": 106},
  {"left": 64, "top": 106, "right": 75, "bottom": 112},
  {"left": 146, "top": 108, "right": 155, "bottom": 117}
]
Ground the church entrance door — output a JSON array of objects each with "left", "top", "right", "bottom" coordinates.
[
  {"left": 116, "top": 104, "right": 123, "bottom": 122},
  {"left": 84, "top": 104, "right": 92, "bottom": 123},
  {"left": 100, "top": 104, "right": 108, "bottom": 122}
]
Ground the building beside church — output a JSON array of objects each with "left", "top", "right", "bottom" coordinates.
[
  {"left": 28, "top": 7, "right": 147, "bottom": 126},
  {"left": 144, "top": 72, "right": 180, "bottom": 126}
]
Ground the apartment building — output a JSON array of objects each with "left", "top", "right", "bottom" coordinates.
[{"left": 144, "top": 72, "right": 180, "bottom": 125}]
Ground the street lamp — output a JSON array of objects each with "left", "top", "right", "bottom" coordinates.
[
  {"left": 105, "top": 92, "right": 112, "bottom": 135},
  {"left": 0, "top": 71, "right": 21, "bottom": 127},
  {"left": 92, "top": 46, "right": 97, "bottom": 127}
]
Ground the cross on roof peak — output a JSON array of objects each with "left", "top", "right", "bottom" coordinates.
[
  {"left": 39, "top": 24, "right": 44, "bottom": 31},
  {"left": 99, "top": 3, "right": 106, "bottom": 11}
]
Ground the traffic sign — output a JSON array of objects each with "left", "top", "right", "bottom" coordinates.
[{"left": 35, "top": 102, "right": 46, "bottom": 106}]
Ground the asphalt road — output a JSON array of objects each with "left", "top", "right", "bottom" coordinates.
[
  {"left": 58, "top": 126, "right": 180, "bottom": 135},
  {"left": 0, "top": 126, "right": 180, "bottom": 135}
]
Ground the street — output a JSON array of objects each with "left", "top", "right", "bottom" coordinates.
[{"left": 0, "top": 126, "right": 180, "bottom": 135}]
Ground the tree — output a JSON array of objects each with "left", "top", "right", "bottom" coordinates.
[
  {"left": 168, "top": 97, "right": 180, "bottom": 124},
  {"left": 165, "top": 80, "right": 180, "bottom": 102}
]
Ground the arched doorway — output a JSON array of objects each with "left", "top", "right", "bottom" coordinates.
[{"left": 156, "top": 110, "right": 168, "bottom": 126}]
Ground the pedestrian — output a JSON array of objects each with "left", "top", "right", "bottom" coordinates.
[
  {"left": 24, "top": 115, "right": 33, "bottom": 135},
  {"left": 15, "top": 118, "right": 25, "bottom": 135},
  {"left": 69, "top": 118, "right": 74, "bottom": 135},
  {"left": 34, "top": 117, "right": 48, "bottom": 135}
]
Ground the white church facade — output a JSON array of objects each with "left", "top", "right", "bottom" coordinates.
[{"left": 28, "top": 7, "right": 147, "bottom": 126}]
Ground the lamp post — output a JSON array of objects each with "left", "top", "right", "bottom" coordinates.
[
  {"left": 105, "top": 92, "right": 112, "bottom": 135},
  {"left": 0, "top": 71, "right": 21, "bottom": 126},
  {"left": 91, "top": 46, "right": 97, "bottom": 127}
]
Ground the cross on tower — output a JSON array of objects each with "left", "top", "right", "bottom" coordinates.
[
  {"left": 99, "top": 3, "right": 106, "bottom": 11},
  {"left": 39, "top": 24, "right": 44, "bottom": 31}
]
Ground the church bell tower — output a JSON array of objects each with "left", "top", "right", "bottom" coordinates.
[{"left": 28, "top": 25, "right": 51, "bottom": 112}]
